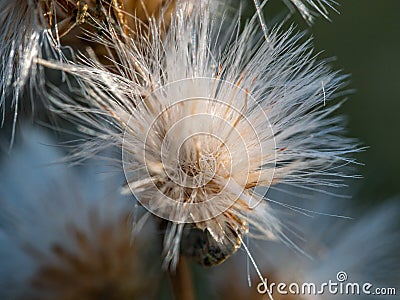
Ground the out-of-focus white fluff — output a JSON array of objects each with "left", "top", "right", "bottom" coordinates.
[{"left": 0, "top": 127, "right": 136, "bottom": 299}]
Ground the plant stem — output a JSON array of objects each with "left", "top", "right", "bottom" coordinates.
[{"left": 168, "top": 257, "right": 195, "bottom": 300}]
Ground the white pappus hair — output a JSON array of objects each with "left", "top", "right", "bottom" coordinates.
[
  {"left": 251, "top": 0, "right": 338, "bottom": 33},
  {"left": 45, "top": 1, "right": 359, "bottom": 269},
  {"left": 0, "top": 0, "right": 61, "bottom": 146},
  {"left": 284, "top": 0, "right": 338, "bottom": 23}
]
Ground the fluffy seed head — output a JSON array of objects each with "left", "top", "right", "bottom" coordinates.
[{"left": 47, "top": 1, "right": 358, "bottom": 268}]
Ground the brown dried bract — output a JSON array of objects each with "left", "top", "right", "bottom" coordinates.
[{"left": 39, "top": 0, "right": 128, "bottom": 38}]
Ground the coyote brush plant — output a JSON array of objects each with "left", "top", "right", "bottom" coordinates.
[{"left": 44, "top": 1, "right": 358, "bottom": 270}]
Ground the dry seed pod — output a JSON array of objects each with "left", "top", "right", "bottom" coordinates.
[{"left": 180, "top": 221, "right": 248, "bottom": 267}]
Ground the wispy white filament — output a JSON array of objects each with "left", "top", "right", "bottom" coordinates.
[
  {"left": 284, "top": 0, "right": 338, "bottom": 23},
  {"left": 0, "top": 0, "right": 59, "bottom": 147}
]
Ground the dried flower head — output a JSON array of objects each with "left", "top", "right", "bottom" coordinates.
[
  {"left": 46, "top": 1, "right": 358, "bottom": 269},
  {"left": 0, "top": 127, "right": 157, "bottom": 300}
]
